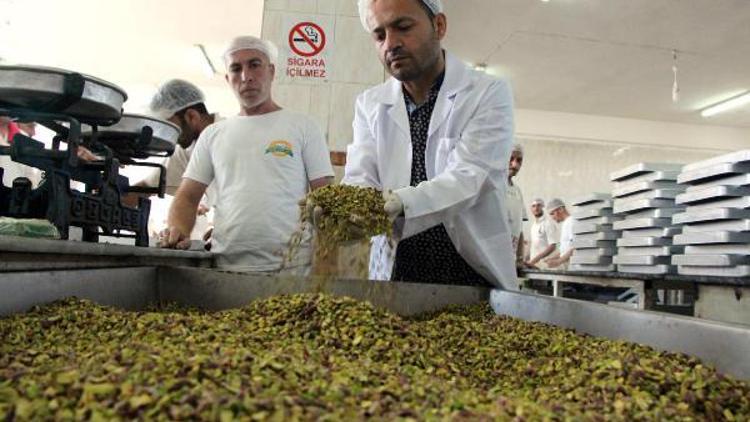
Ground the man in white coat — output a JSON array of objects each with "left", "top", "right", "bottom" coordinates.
[{"left": 341, "top": 0, "right": 518, "bottom": 289}]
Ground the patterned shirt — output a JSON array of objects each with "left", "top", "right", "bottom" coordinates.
[{"left": 391, "top": 74, "right": 489, "bottom": 286}]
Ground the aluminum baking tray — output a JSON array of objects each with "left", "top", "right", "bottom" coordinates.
[
  {"left": 613, "top": 198, "right": 677, "bottom": 214},
  {"left": 612, "top": 170, "right": 680, "bottom": 188},
  {"left": 682, "top": 219, "right": 750, "bottom": 234},
  {"left": 677, "top": 162, "right": 750, "bottom": 186},
  {"left": 676, "top": 186, "right": 750, "bottom": 206},
  {"left": 610, "top": 163, "right": 684, "bottom": 182},
  {"left": 572, "top": 239, "right": 617, "bottom": 249},
  {"left": 673, "top": 231, "right": 750, "bottom": 246},
  {"left": 672, "top": 254, "right": 750, "bottom": 267},
  {"left": 617, "top": 236, "right": 672, "bottom": 247},
  {"left": 628, "top": 208, "right": 684, "bottom": 219},
  {"left": 612, "top": 181, "right": 682, "bottom": 198},
  {"left": 0, "top": 64, "right": 127, "bottom": 123},
  {"left": 685, "top": 244, "right": 750, "bottom": 255},
  {"left": 613, "top": 255, "right": 672, "bottom": 266},
  {"left": 613, "top": 218, "right": 672, "bottom": 231},
  {"left": 686, "top": 196, "right": 750, "bottom": 212},
  {"left": 574, "top": 232, "right": 620, "bottom": 242},
  {"left": 678, "top": 265, "right": 750, "bottom": 277},
  {"left": 681, "top": 150, "right": 750, "bottom": 173},
  {"left": 572, "top": 222, "right": 614, "bottom": 235},
  {"left": 618, "top": 264, "right": 675, "bottom": 275},
  {"left": 568, "top": 264, "right": 616, "bottom": 272},
  {"left": 573, "top": 200, "right": 614, "bottom": 212},
  {"left": 672, "top": 208, "right": 750, "bottom": 225},
  {"left": 570, "top": 254, "right": 613, "bottom": 265},
  {"left": 570, "top": 193, "right": 612, "bottom": 207},
  {"left": 572, "top": 208, "right": 614, "bottom": 220},
  {"left": 571, "top": 247, "right": 616, "bottom": 258},
  {"left": 621, "top": 227, "right": 681, "bottom": 238},
  {"left": 685, "top": 174, "right": 750, "bottom": 193},
  {"left": 617, "top": 245, "right": 683, "bottom": 256},
  {"left": 572, "top": 215, "right": 621, "bottom": 225},
  {"left": 615, "top": 188, "right": 683, "bottom": 202}
]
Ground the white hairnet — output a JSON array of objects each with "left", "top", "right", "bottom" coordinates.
[
  {"left": 149, "top": 79, "right": 206, "bottom": 120},
  {"left": 512, "top": 143, "right": 524, "bottom": 155},
  {"left": 223, "top": 35, "right": 279, "bottom": 65},
  {"left": 358, "top": 0, "right": 444, "bottom": 31},
  {"left": 547, "top": 198, "right": 566, "bottom": 212},
  {"left": 532, "top": 198, "right": 545, "bottom": 207}
]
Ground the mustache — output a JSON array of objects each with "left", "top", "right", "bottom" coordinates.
[{"left": 385, "top": 48, "right": 410, "bottom": 64}]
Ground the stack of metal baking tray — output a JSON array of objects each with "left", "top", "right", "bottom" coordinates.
[
  {"left": 610, "top": 163, "right": 686, "bottom": 274},
  {"left": 672, "top": 150, "right": 750, "bottom": 277},
  {"left": 569, "top": 193, "right": 620, "bottom": 272}
]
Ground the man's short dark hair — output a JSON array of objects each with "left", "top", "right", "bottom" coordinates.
[{"left": 174, "top": 102, "right": 209, "bottom": 118}]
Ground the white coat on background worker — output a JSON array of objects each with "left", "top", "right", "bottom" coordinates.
[{"left": 343, "top": 0, "right": 518, "bottom": 290}]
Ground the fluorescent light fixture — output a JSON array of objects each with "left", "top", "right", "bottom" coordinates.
[
  {"left": 700, "top": 91, "right": 750, "bottom": 117},
  {"left": 474, "top": 63, "right": 487, "bottom": 73}
]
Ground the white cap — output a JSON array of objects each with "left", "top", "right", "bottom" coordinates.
[
  {"left": 223, "top": 35, "right": 279, "bottom": 65},
  {"left": 149, "top": 79, "right": 205, "bottom": 120},
  {"left": 547, "top": 198, "right": 566, "bottom": 212},
  {"left": 512, "top": 143, "right": 524, "bottom": 155},
  {"left": 358, "top": 0, "right": 444, "bottom": 31},
  {"left": 531, "top": 198, "right": 545, "bottom": 207}
]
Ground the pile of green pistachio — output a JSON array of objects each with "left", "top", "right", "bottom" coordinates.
[
  {"left": 304, "top": 185, "right": 392, "bottom": 243},
  {"left": 1, "top": 295, "right": 748, "bottom": 420}
]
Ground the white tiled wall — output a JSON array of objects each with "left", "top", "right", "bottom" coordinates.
[{"left": 262, "top": 0, "right": 385, "bottom": 155}]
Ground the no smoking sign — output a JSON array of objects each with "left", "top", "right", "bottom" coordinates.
[{"left": 284, "top": 19, "right": 331, "bottom": 80}]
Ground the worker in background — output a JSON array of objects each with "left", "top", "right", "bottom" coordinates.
[
  {"left": 544, "top": 198, "right": 574, "bottom": 269},
  {"left": 525, "top": 198, "right": 559, "bottom": 269},
  {"left": 0, "top": 117, "right": 40, "bottom": 187},
  {"left": 319, "top": 0, "right": 517, "bottom": 288},
  {"left": 506, "top": 143, "right": 527, "bottom": 272},
  {"left": 135, "top": 80, "right": 221, "bottom": 243},
  {"left": 160, "top": 36, "right": 334, "bottom": 275}
]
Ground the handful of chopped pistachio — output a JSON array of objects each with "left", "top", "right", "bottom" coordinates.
[{"left": 304, "top": 184, "right": 392, "bottom": 243}]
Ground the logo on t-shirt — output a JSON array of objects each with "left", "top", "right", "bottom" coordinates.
[{"left": 265, "top": 140, "right": 294, "bottom": 158}]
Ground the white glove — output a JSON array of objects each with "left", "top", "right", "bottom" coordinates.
[{"left": 383, "top": 191, "right": 404, "bottom": 222}]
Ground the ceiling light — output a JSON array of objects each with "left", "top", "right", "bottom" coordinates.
[
  {"left": 700, "top": 91, "right": 750, "bottom": 117},
  {"left": 541, "top": 0, "right": 550, "bottom": 2},
  {"left": 474, "top": 63, "right": 487, "bottom": 73}
]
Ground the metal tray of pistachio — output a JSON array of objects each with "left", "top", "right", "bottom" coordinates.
[
  {"left": 674, "top": 231, "right": 750, "bottom": 246},
  {"left": 609, "top": 163, "right": 684, "bottom": 182},
  {"left": 613, "top": 255, "right": 672, "bottom": 266},
  {"left": 574, "top": 231, "right": 619, "bottom": 242},
  {"left": 678, "top": 264, "right": 750, "bottom": 277},
  {"left": 686, "top": 196, "right": 750, "bottom": 212},
  {"left": 682, "top": 219, "right": 750, "bottom": 234},
  {"left": 612, "top": 180, "right": 682, "bottom": 198},
  {"left": 616, "top": 236, "right": 673, "bottom": 247},
  {"left": 676, "top": 186, "right": 750, "bottom": 206},
  {"left": 672, "top": 254, "right": 750, "bottom": 267},
  {"left": 572, "top": 207, "right": 614, "bottom": 220},
  {"left": 678, "top": 162, "right": 750, "bottom": 185},
  {"left": 685, "top": 173, "right": 750, "bottom": 192},
  {"left": 570, "top": 254, "right": 613, "bottom": 265},
  {"left": 681, "top": 149, "right": 750, "bottom": 173},
  {"left": 617, "top": 245, "right": 683, "bottom": 256},
  {"left": 672, "top": 208, "right": 750, "bottom": 225},
  {"left": 612, "top": 170, "right": 680, "bottom": 188},
  {"left": 613, "top": 198, "right": 678, "bottom": 214},
  {"left": 621, "top": 227, "right": 681, "bottom": 238},
  {"left": 613, "top": 217, "right": 672, "bottom": 231},
  {"left": 617, "top": 264, "right": 675, "bottom": 275}
]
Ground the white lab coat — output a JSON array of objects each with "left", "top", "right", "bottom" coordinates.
[{"left": 343, "top": 52, "right": 518, "bottom": 290}]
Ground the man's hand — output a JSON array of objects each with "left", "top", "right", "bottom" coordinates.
[
  {"left": 158, "top": 227, "right": 191, "bottom": 250},
  {"left": 383, "top": 191, "right": 403, "bottom": 222},
  {"left": 76, "top": 146, "right": 103, "bottom": 162},
  {"left": 300, "top": 196, "right": 366, "bottom": 241}
]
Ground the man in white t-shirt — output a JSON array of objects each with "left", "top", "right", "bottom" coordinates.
[
  {"left": 505, "top": 143, "right": 527, "bottom": 271},
  {"left": 525, "top": 198, "right": 559, "bottom": 269},
  {"left": 161, "top": 35, "right": 334, "bottom": 273},
  {"left": 544, "top": 198, "right": 574, "bottom": 269}
]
